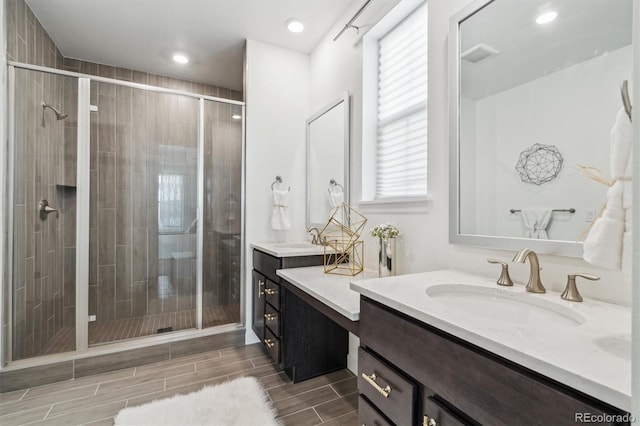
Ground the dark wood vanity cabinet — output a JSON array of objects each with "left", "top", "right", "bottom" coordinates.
[
  {"left": 358, "top": 297, "right": 630, "bottom": 426},
  {"left": 251, "top": 249, "right": 323, "bottom": 365}
]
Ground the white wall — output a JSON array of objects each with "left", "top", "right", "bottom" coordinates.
[
  {"left": 244, "top": 40, "right": 310, "bottom": 342},
  {"left": 307, "top": 0, "right": 630, "bottom": 307},
  {"left": 467, "top": 46, "right": 631, "bottom": 241}
]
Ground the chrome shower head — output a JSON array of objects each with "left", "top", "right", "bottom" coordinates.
[{"left": 42, "top": 102, "right": 68, "bottom": 120}]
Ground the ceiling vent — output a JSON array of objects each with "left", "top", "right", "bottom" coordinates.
[{"left": 461, "top": 44, "right": 499, "bottom": 63}]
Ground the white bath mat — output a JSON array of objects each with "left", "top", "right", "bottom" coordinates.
[{"left": 114, "top": 376, "right": 280, "bottom": 426}]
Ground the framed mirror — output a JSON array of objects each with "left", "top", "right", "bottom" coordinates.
[
  {"left": 306, "top": 93, "right": 350, "bottom": 228},
  {"left": 449, "top": 0, "right": 633, "bottom": 256}
]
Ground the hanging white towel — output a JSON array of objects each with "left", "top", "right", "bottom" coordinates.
[
  {"left": 329, "top": 191, "right": 344, "bottom": 208},
  {"left": 271, "top": 189, "right": 291, "bottom": 230},
  {"left": 521, "top": 210, "right": 552, "bottom": 239},
  {"left": 328, "top": 191, "right": 345, "bottom": 225},
  {"left": 583, "top": 107, "right": 633, "bottom": 270}
]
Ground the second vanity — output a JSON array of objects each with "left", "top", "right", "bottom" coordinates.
[{"left": 351, "top": 270, "right": 632, "bottom": 426}]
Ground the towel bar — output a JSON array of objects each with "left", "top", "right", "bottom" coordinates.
[{"left": 510, "top": 208, "right": 575, "bottom": 214}]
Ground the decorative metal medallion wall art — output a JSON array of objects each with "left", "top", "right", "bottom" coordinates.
[{"left": 515, "top": 143, "right": 563, "bottom": 185}]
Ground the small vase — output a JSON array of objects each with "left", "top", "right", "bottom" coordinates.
[{"left": 378, "top": 237, "right": 396, "bottom": 277}]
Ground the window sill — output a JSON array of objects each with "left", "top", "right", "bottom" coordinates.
[{"left": 357, "top": 196, "right": 432, "bottom": 214}]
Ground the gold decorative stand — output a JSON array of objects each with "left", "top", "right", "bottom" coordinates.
[{"left": 319, "top": 203, "right": 367, "bottom": 276}]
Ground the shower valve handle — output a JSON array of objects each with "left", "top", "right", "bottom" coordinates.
[{"left": 39, "top": 199, "right": 59, "bottom": 220}]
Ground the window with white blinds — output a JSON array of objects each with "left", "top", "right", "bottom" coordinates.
[{"left": 376, "top": 2, "right": 427, "bottom": 199}]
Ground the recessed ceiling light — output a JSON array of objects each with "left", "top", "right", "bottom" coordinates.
[
  {"left": 536, "top": 11, "right": 557, "bottom": 25},
  {"left": 286, "top": 19, "right": 304, "bottom": 33},
  {"left": 172, "top": 54, "right": 189, "bottom": 64},
  {"left": 231, "top": 114, "right": 242, "bottom": 120}
]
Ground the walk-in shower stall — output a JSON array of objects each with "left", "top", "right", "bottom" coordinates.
[{"left": 5, "top": 63, "right": 244, "bottom": 362}]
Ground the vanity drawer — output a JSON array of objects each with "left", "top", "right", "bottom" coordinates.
[
  {"left": 264, "top": 302, "right": 280, "bottom": 337},
  {"left": 359, "top": 395, "right": 393, "bottom": 426},
  {"left": 264, "top": 327, "right": 280, "bottom": 363},
  {"left": 423, "top": 396, "right": 469, "bottom": 426},
  {"left": 253, "top": 250, "right": 281, "bottom": 283},
  {"left": 265, "top": 279, "right": 280, "bottom": 309},
  {"left": 358, "top": 347, "right": 417, "bottom": 426}
]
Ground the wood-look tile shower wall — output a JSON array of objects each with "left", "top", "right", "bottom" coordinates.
[{"left": 6, "top": 0, "right": 68, "bottom": 360}]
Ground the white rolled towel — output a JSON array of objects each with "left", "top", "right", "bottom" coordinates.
[{"left": 271, "top": 189, "right": 291, "bottom": 230}]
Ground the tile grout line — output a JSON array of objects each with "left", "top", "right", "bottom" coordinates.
[
  {"left": 42, "top": 403, "right": 54, "bottom": 420},
  {"left": 20, "top": 400, "right": 126, "bottom": 426},
  {"left": 275, "top": 392, "right": 350, "bottom": 421},
  {"left": 44, "top": 382, "right": 173, "bottom": 421},
  {"left": 312, "top": 406, "right": 325, "bottom": 424},
  {"left": 328, "top": 384, "right": 342, "bottom": 398},
  {"left": 20, "top": 389, "right": 31, "bottom": 401}
]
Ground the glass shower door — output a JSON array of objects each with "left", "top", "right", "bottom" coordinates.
[
  {"left": 10, "top": 68, "right": 78, "bottom": 360},
  {"left": 88, "top": 81, "right": 200, "bottom": 345}
]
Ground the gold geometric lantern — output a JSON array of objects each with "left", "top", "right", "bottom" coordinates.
[{"left": 319, "top": 203, "right": 367, "bottom": 276}]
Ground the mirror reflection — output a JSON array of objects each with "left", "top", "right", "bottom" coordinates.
[
  {"left": 457, "top": 0, "right": 633, "bottom": 243},
  {"left": 306, "top": 94, "right": 350, "bottom": 228}
]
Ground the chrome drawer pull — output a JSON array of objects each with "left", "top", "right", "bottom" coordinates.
[
  {"left": 264, "top": 313, "right": 277, "bottom": 321},
  {"left": 258, "top": 280, "right": 264, "bottom": 298},
  {"left": 361, "top": 372, "right": 392, "bottom": 398},
  {"left": 423, "top": 415, "right": 437, "bottom": 426},
  {"left": 264, "top": 338, "right": 275, "bottom": 348},
  {"left": 264, "top": 288, "right": 277, "bottom": 296}
]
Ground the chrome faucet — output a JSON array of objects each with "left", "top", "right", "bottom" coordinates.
[
  {"left": 512, "top": 248, "right": 546, "bottom": 293},
  {"left": 307, "top": 227, "right": 325, "bottom": 245}
]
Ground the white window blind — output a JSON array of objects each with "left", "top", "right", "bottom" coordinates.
[{"left": 376, "top": 2, "right": 427, "bottom": 199}]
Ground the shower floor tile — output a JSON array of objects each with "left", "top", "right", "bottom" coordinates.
[{"left": 36, "top": 304, "right": 240, "bottom": 357}]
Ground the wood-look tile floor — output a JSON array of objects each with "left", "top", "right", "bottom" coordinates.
[
  {"left": 36, "top": 305, "right": 241, "bottom": 357},
  {"left": 0, "top": 343, "right": 358, "bottom": 426}
]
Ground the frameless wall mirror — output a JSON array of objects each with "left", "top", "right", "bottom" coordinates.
[
  {"left": 449, "top": 0, "right": 633, "bottom": 256},
  {"left": 306, "top": 93, "right": 350, "bottom": 228}
]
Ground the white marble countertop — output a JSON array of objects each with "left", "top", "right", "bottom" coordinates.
[
  {"left": 349, "top": 269, "right": 632, "bottom": 412},
  {"left": 251, "top": 241, "right": 326, "bottom": 257},
  {"left": 276, "top": 266, "right": 379, "bottom": 320}
]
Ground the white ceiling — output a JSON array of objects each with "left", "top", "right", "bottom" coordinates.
[
  {"left": 26, "top": 0, "right": 361, "bottom": 91},
  {"left": 460, "top": 0, "right": 633, "bottom": 100}
]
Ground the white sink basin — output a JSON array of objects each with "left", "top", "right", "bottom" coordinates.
[{"left": 426, "top": 284, "right": 585, "bottom": 327}]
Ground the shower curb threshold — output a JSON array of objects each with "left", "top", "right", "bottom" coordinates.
[{"left": 0, "top": 326, "right": 245, "bottom": 393}]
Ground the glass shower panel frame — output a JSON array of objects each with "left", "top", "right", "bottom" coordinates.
[{"left": 5, "top": 61, "right": 246, "bottom": 362}]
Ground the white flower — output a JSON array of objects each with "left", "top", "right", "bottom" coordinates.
[{"left": 369, "top": 223, "right": 400, "bottom": 239}]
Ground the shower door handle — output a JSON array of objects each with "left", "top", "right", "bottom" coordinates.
[{"left": 39, "top": 199, "right": 59, "bottom": 220}]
